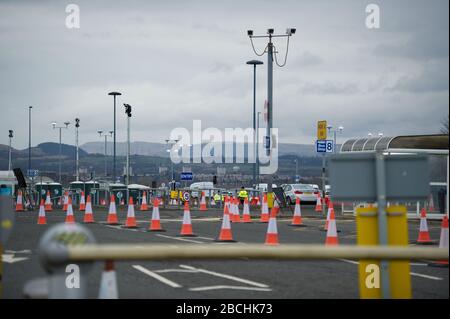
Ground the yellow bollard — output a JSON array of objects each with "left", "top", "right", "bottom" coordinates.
[
  {"left": 386, "top": 205, "right": 412, "bottom": 299},
  {"left": 356, "top": 207, "right": 381, "bottom": 299},
  {"left": 267, "top": 192, "right": 274, "bottom": 209}
]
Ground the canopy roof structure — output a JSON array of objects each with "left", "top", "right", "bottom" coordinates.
[{"left": 340, "top": 134, "right": 448, "bottom": 153}]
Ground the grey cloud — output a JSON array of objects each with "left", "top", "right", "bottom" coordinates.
[
  {"left": 298, "top": 82, "right": 359, "bottom": 95},
  {"left": 293, "top": 51, "right": 323, "bottom": 67}
]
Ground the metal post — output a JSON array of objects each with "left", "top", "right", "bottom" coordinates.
[
  {"left": 126, "top": 115, "right": 130, "bottom": 200},
  {"left": 375, "top": 152, "right": 391, "bottom": 299},
  {"left": 28, "top": 106, "right": 32, "bottom": 179},
  {"left": 256, "top": 112, "right": 261, "bottom": 185},
  {"left": 59, "top": 128, "right": 62, "bottom": 184},
  {"left": 266, "top": 36, "right": 273, "bottom": 195},
  {"left": 104, "top": 135, "right": 108, "bottom": 177},
  {"left": 321, "top": 154, "right": 326, "bottom": 217},
  {"left": 75, "top": 120, "right": 79, "bottom": 181},
  {"left": 252, "top": 64, "right": 257, "bottom": 187},
  {"left": 8, "top": 132, "right": 12, "bottom": 172},
  {"left": 113, "top": 95, "right": 116, "bottom": 182},
  {"left": 334, "top": 131, "right": 337, "bottom": 154}
]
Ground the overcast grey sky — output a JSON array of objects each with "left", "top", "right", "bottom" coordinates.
[{"left": 0, "top": 0, "right": 448, "bottom": 149}]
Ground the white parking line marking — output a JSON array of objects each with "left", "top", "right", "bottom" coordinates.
[
  {"left": 338, "top": 259, "right": 444, "bottom": 281},
  {"left": 155, "top": 234, "right": 205, "bottom": 244},
  {"left": 132, "top": 265, "right": 182, "bottom": 288},
  {"left": 189, "top": 285, "right": 272, "bottom": 292},
  {"left": 2, "top": 254, "right": 29, "bottom": 264},
  {"left": 179, "top": 265, "right": 269, "bottom": 288},
  {"left": 410, "top": 272, "right": 443, "bottom": 281}
]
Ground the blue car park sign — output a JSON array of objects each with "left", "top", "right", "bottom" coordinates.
[
  {"left": 316, "top": 140, "right": 333, "bottom": 153},
  {"left": 180, "top": 172, "right": 193, "bottom": 181}
]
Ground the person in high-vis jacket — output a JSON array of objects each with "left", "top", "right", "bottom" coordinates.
[
  {"left": 238, "top": 186, "right": 248, "bottom": 205},
  {"left": 213, "top": 192, "right": 222, "bottom": 203}
]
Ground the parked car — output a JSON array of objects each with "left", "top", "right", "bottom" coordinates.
[{"left": 283, "top": 183, "right": 319, "bottom": 205}]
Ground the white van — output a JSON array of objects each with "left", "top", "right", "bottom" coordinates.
[{"left": 189, "top": 182, "right": 214, "bottom": 198}]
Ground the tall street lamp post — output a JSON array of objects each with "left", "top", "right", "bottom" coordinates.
[
  {"left": 52, "top": 121, "right": 70, "bottom": 184},
  {"left": 108, "top": 91, "right": 122, "bottom": 182}
]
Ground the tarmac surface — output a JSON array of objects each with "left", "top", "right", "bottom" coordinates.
[{"left": 2, "top": 203, "right": 449, "bottom": 299}]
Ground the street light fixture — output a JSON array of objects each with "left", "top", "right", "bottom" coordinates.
[
  {"left": 75, "top": 118, "right": 80, "bottom": 181},
  {"left": 246, "top": 59, "right": 264, "bottom": 188},
  {"left": 123, "top": 103, "right": 132, "bottom": 197},
  {"left": 247, "top": 27, "right": 296, "bottom": 193},
  {"left": 8, "top": 130, "right": 13, "bottom": 172},
  {"left": 108, "top": 91, "right": 122, "bottom": 182},
  {"left": 52, "top": 121, "right": 70, "bottom": 184},
  {"left": 98, "top": 130, "right": 113, "bottom": 178},
  {"left": 165, "top": 139, "right": 180, "bottom": 183},
  {"left": 327, "top": 125, "right": 344, "bottom": 154}
]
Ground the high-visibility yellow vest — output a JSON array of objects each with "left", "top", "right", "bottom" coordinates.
[
  {"left": 238, "top": 190, "right": 248, "bottom": 199},
  {"left": 214, "top": 194, "right": 221, "bottom": 201}
]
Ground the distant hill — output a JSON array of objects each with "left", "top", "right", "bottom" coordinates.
[
  {"left": 80, "top": 141, "right": 319, "bottom": 158},
  {"left": 35, "top": 142, "right": 88, "bottom": 157}
]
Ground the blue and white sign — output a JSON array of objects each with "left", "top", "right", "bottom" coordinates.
[
  {"left": 180, "top": 172, "right": 193, "bottom": 181},
  {"left": 316, "top": 140, "right": 334, "bottom": 153},
  {"left": 183, "top": 191, "right": 190, "bottom": 202},
  {"left": 27, "top": 169, "right": 39, "bottom": 177}
]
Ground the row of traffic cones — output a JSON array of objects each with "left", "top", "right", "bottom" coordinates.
[{"left": 37, "top": 195, "right": 96, "bottom": 225}]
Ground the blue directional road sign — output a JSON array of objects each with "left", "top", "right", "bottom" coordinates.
[
  {"left": 180, "top": 172, "right": 193, "bottom": 181},
  {"left": 316, "top": 140, "right": 334, "bottom": 153},
  {"left": 27, "top": 169, "right": 39, "bottom": 177}
]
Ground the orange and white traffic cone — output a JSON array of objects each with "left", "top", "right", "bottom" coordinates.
[
  {"left": 265, "top": 206, "right": 279, "bottom": 245},
  {"left": 325, "top": 210, "right": 339, "bottom": 246},
  {"left": 120, "top": 198, "right": 125, "bottom": 206},
  {"left": 429, "top": 216, "right": 449, "bottom": 267},
  {"left": 215, "top": 205, "right": 236, "bottom": 242},
  {"left": 44, "top": 190, "right": 52, "bottom": 212},
  {"left": 79, "top": 191, "right": 86, "bottom": 211},
  {"left": 232, "top": 198, "right": 241, "bottom": 223},
  {"left": 124, "top": 197, "right": 137, "bottom": 228},
  {"left": 65, "top": 197, "right": 75, "bottom": 224},
  {"left": 98, "top": 260, "right": 118, "bottom": 299},
  {"left": 37, "top": 199, "right": 46, "bottom": 225},
  {"left": 242, "top": 197, "right": 252, "bottom": 223},
  {"left": 101, "top": 198, "right": 106, "bottom": 206},
  {"left": 416, "top": 208, "right": 433, "bottom": 244},
  {"left": 290, "top": 197, "right": 305, "bottom": 227},
  {"left": 148, "top": 198, "right": 165, "bottom": 232},
  {"left": 428, "top": 194, "right": 436, "bottom": 212},
  {"left": 199, "top": 192, "right": 207, "bottom": 211},
  {"left": 140, "top": 191, "right": 149, "bottom": 211},
  {"left": 323, "top": 201, "right": 335, "bottom": 231},
  {"left": 223, "top": 196, "right": 230, "bottom": 214},
  {"left": 83, "top": 195, "right": 95, "bottom": 223},
  {"left": 179, "top": 201, "right": 196, "bottom": 237},
  {"left": 15, "top": 190, "right": 24, "bottom": 211},
  {"left": 315, "top": 193, "right": 322, "bottom": 212},
  {"left": 63, "top": 191, "right": 69, "bottom": 211},
  {"left": 107, "top": 194, "right": 119, "bottom": 225},
  {"left": 260, "top": 193, "right": 269, "bottom": 223}
]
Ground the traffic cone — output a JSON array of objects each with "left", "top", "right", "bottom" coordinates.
[
  {"left": 223, "top": 196, "right": 230, "bottom": 214},
  {"left": 215, "top": 205, "right": 236, "bottom": 242},
  {"left": 120, "top": 198, "right": 125, "bottom": 206},
  {"left": 79, "top": 191, "right": 86, "bottom": 211},
  {"left": 429, "top": 216, "right": 449, "bottom": 267},
  {"left": 140, "top": 191, "right": 149, "bottom": 211},
  {"left": 265, "top": 207, "right": 279, "bottom": 245},
  {"left": 325, "top": 210, "right": 339, "bottom": 245},
  {"left": 232, "top": 198, "right": 241, "bottom": 223},
  {"left": 242, "top": 197, "right": 252, "bottom": 223},
  {"left": 37, "top": 199, "right": 46, "bottom": 225},
  {"left": 44, "top": 190, "right": 52, "bottom": 212},
  {"left": 290, "top": 197, "right": 305, "bottom": 227},
  {"left": 428, "top": 194, "right": 436, "bottom": 212},
  {"left": 15, "top": 190, "right": 24, "bottom": 211},
  {"left": 260, "top": 193, "right": 269, "bottom": 223},
  {"left": 107, "top": 194, "right": 119, "bottom": 225},
  {"left": 123, "top": 197, "right": 137, "bottom": 228},
  {"left": 101, "top": 198, "right": 106, "bottom": 206},
  {"left": 83, "top": 195, "right": 95, "bottom": 223},
  {"left": 65, "top": 197, "right": 75, "bottom": 224},
  {"left": 63, "top": 191, "right": 69, "bottom": 211},
  {"left": 98, "top": 260, "right": 118, "bottom": 299},
  {"left": 315, "top": 193, "right": 322, "bottom": 212},
  {"left": 200, "top": 192, "right": 207, "bottom": 211},
  {"left": 148, "top": 198, "right": 165, "bottom": 232},
  {"left": 179, "top": 201, "right": 196, "bottom": 237},
  {"left": 416, "top": 208, "right": 433, "bottom": 244},
  {"left": 323, "top": 201, "right": 334, "bottom": 231}
]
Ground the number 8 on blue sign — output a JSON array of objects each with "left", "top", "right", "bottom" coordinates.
[{"left": 326, "top": 141, "right": 333, "bottom": 153}]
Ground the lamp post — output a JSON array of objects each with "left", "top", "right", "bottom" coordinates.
[
  {"left": 8, "top": 130, "right": 13, "bottom": 172},
  {"left": 52, "top": 121, "right": 70, "bottom": 184},
  {"left": 165, "top": 139, "right": 179, "bottom": 183},
  {"left": 256, "top": 111, "right": 261, "bottom": 185},
  {"left": 247, "top": 28, "right": 296, "bottom": 194},
  {"left": 124, "top": 104, "right": 132, "bottom": 200},
  {"left": 246, "top": 59, "right": 263, "bottom": 188},
  {"left": 108, "top": 91, "right": 121, "bottom": 182},
  {"left": 28, "top": 106, "right": 32, "bottom": 177},
  {"left": 98, "top": 130, "right": 113, "bottom": 178},
  {"left": 75, "top": 118, "right": 80, "bottom": 181},
  {"left": 327, "top": 125, "right": 344, "bottom": 154}
]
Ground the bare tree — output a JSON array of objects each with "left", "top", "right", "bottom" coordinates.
[{"left": 441, "top": 114, "right": 449, "bottom": 134}]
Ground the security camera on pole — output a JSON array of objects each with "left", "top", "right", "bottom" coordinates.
[
  {"left": 247, "top": 27, "right": 296, "bottom": 206},
  {"left": 124, "top": 103, "right": 132, "bottom": 202},
  {"left": 75, "top": 118, "right": 80, "bottom": 181}
]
